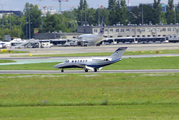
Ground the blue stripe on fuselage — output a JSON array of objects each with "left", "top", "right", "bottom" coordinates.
[{"left": 87, "top": 58, "right": 121, "bottom": 68}]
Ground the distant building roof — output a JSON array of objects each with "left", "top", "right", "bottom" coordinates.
[{"left": 0, "top": 10, "right": 21, "bottom": 16}]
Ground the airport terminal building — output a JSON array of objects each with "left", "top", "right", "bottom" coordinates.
[
  {"left": 35, "top": 23, "right": 179, "bottom": 42},
  {"left": 77, "top": 23, "right": 179, "bottom": 39}
]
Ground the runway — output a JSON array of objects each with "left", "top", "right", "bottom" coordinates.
[
  {"left": 0, "top": 69, "right": 179, "bottom": 74},
  {"left": 1, "top": 43, "right": 179, "bottom": 58},
  {"left": 0, "top": 54, "right": 179, "bottom": 66}
]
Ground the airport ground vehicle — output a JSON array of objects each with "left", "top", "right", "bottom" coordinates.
[
  {"left": 135, "top": 37, "right": 167, "bottom": 43},
  {"left": 166, "top": 35, "right": 179, "bottom": 43},
  {"left": 50, "top": 39, "right": 78, "bottom": 47},
  {"left": 102, "top": 37, "right": 167, "bottom": 45}
]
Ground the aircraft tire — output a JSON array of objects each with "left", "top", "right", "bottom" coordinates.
[
  {"left": 94, "top": 68, "right": 97, "bottom": 72},
  {"left": 85, "top": 69, "right": 88, "bottom": 72},
  {"left": 61, "top": 69, "right": 64, "bottom": 72}
]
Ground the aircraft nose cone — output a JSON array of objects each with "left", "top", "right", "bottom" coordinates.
[{"left": 54, "top": 64, "right": 59, "bottom": 68}]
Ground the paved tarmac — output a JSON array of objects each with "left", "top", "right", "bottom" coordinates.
[
  {"left": 1, "top": 43, "right": 179, "bottom": 58},
  {"left": 0, "top": 54, "right": 179, "bottom": 66},
  {"left": 0, "top": 69, "right": 179, "bottom": 74}
]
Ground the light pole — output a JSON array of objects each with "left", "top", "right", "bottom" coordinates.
[
  {"left": 26, "top": 9, "right": 27, "bottom": 39},
  {"left": 96, "top": 4, "right": 101, "bottom": 25},
  {"left": 0, "top": 4, "right": 5, "bottom": 41},
  {"left": 85, "top": 7, "right": 86, "bottom": 25},
  {"left": 10, "top": 10, "right": 11, "bottom": 31},
  {"left": 26, "top": 7, "right": 32, "bottom": 39},
  {"left": 142, "top": 3, "right": 143, "bottom": 25},
  {"left": 175, "top": 5, "right": 176, "bottom": 24},
  {"left": 81, "top": 10, "right": 82, "bottom": 26},
  {"left": 70, "top": 7, "right": 73, "bottom": 32}
]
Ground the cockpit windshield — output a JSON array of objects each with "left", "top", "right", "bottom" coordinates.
[
  {"left": 78, "top": 37, "right": 82, "bottom": 40},
  {"left": 64, "top": 60, "right": 69, "bottom": 63}
]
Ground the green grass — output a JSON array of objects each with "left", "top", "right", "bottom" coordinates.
[
  {"left": 12, "top": 49, "right": 179, "bottom": 57},
  {"left": 1, "top": 105, "right": 179, "bottom": 120},
  {"left": 0, "top": 57, "right": 179, "bottom": 70},
  {"left": 0, "top": 60, "right": 16, "bottom": 63},
  {"left": 1, "top": 73, "right": 179, "bottom": 119},
  {"left": 0, "top": 73, "right": 179, "bottom": 107}
]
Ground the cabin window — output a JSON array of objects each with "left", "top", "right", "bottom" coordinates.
[
  {"left": 75, "top": 60, "right": 77, "bottom": 62},
  {"left": 152, "top": 28, "right": 156, "bottom": 32},
  {"left": 72, "top": 60, "right": 74, "bottom": 63},
  {"left": 157, "top": 28, "right": 161, "bottom": 32},
  {"left": 110, "top": 29, "right": 113, "bottom": 32},
  {"left": 86, "top": 60, "right": 88, "bottom": 62},
  {"left": 105, "top": 29, "right": 108, "bottom": 33},
  {"left": 168, "top": 28, "right": 171, "bottom": 31},
  {"left": 94, "top": 29, "right": 98, "bottom": 33},
  {"left": 126, "top": 29, "right": 130, "bottom": 32},
  {"left": 80, "top": 60, "right": 82, "bottom": 62},
  {"left": 137, "top": 29, "right": 141, "bottom": 32},
  {"left": 121, "top": 29, "right": 124, "bottom": 32},
  {"left": 141, "top": 28, "right": 145, "bottom": 32},
  {"left": 163, "top": 28, "right": 166, "bottom": 31}
]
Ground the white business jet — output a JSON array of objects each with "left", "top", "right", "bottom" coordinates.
[
  {"left": 54, "top": 47, "right": 127, "bottom": 72},
  {"left": 77, "top": 17, "right": 105, "bottom": 46}
]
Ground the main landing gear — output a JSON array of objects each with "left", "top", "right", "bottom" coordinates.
[
  {"left": 61, "top": 69, "right": 64, "bottom": 72},
  {"left": 85, "top": 69, "right": 88, "bottom": 72},
  {"left": 84, "top": 68, "right": 97, "bottom": 72}
]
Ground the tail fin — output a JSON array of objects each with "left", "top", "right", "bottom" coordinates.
[
  {"left": 108, "top": 47, "right": 127, "bottom": 60},
  {"left": 98, "top": 16, "right": 105, "bottom": 35}
]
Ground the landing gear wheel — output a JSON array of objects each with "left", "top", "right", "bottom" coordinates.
[
  {"left": 61, "top": 69, "right": 64, "bottom": 72},
  {"left": 85, "top": 69, "right": 88, "bottom": 72},
  {"left": 94, "top": 68, "right": 97, "bottom": 72}
]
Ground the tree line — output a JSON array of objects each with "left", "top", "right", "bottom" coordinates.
[{"left": 0, "top": 0, "right": 178, "bottom": 40}]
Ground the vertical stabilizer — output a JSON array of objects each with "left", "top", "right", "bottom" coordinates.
[
  {"left": 98, "top": 16, "right": 105, "bottom": 35},
  {"left": 108, "top": 47, "right": 127, "bottom": 60}
]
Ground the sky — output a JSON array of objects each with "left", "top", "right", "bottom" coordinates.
[{"left": 0, "top": 0, "right": 178, "bottom": 11}]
